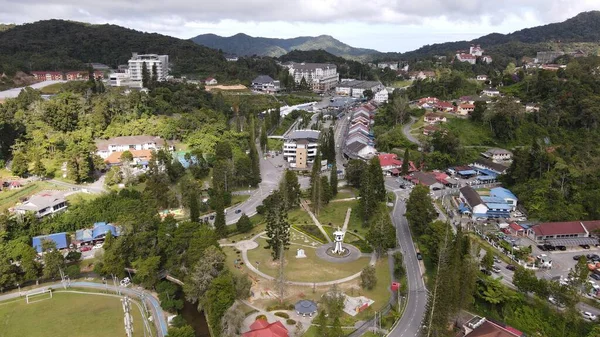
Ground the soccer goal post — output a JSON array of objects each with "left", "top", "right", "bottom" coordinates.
[{"left": 26, "top": 288, "right": 53, "bottom": 304}]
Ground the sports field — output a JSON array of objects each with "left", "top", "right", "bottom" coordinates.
[{"left": 0, "top": 291, "right": 145, "bottom": 337}]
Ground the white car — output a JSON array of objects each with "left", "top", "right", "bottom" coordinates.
[
  {"left": 492, "top": 266, "right": 501, "bottom": 273},
  {"left": 582, "top": 311, "right": 597, "bottom": 320},
  {"left": 93, "top": 243, "right": 104, "bottom": 250}
]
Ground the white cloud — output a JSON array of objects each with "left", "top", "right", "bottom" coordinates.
[{"left": 0, "top": 0, "right": 598, "bottom": 51}]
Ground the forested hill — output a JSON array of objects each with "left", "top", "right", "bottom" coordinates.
[
  {"left": 0, "top": 20, "right": 229, "bottom": 77},
  {"left": 377, "top": 11, "right": 600, "bottom": 61}
]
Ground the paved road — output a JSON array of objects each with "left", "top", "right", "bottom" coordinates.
[
  {"left": 402, "top": 117, "right": 421, "bottom": 147},
  {"left": 48, "top": 176, "right": 106, "bottom": 194},
  {"left": 0, "top": 80, "right": 66, "bottom": 100},
  {"left": 0, "top": 280, "right": 168, "bottom": 337},
  {"left": 388, "top": 190, "right": 428, "bottom": 337}
]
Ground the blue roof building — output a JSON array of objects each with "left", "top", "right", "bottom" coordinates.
[
  {"left": 32, "top": 233, "right": 68, "bottom": 253},
  {"left": 75, "top": 222, "right": 121, "bottom": 243},
  {"left": 490, "top": 187, "right": 518, "bottom": 211}
]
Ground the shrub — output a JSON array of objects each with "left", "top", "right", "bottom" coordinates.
[
  {"left": 352, "top": 239, "right": 374, "bottom": 253},
  {"left": 294, "top": 225, "right": 327, "bottom": 243},
  {"left": 286, "top": 319, "right": 296, "bottom": 325},
  {"left": 256, "top": 314, "right": 267, "bottom": 321},
  {"left": 65, "top": 264, "right": 81, "bottom": 278},
  {"left": 360, "top": 265, "right": 377, "bottom": 290},
  {"left": 274, "top": 312, "right": 289, "bottom": 319}
]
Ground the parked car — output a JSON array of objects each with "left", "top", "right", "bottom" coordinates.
[
  {"left": 209, "top": 215, "right": 215, "bottom": 220},
  {"left": 573, "top": 255, "right": 583, "bottom": 260},
  {"left": 557, "top": 246, "right": 567, "bottom": 251},
  {"left": 480, "top": 269, "right": 492, "bottom": 276},
  {"left": 80, "top": 246, "right": 92, "bottom": 252},
  {"left": 506, "top": 264, "right": 516, "bottom": 271},
  {"left": 581, "top": 311, "right": 597, "bottom": 321},
  {"left": 93, "top": 243, "right": 104, "bottom": 250},
  {"left": 416, "top": 253, "right": 422, "bottom": 260},
  {"left": 580, "top": 244, "right": 591, "bottom": 249},
  {"left": 587, "top": 254, "right": 600, "bottom": 260},
  {"left": 235, "top": 209, "right": 242, "bottom": 214},
  {"left": 492, "top": 266, "right": 501, "bottom": 273},
  {"left": 538, "top": 245, "right": 547, "bottom": 251}
]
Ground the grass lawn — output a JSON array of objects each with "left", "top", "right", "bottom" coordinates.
[
  {"left": 302, "top": 326, "right": 355, "bottom": 337},
  {"left": 444, "top": 118, "right": 496, "bottom": 147},
  {"left": 318, "top": 200, "right": 360, "bottom": 229},
  {"left": 247, "top": 237, "right": 370, "bottom": 283},
  {"left": 65, "top": 192, "right": 98, "bottom": 205},
  {"left": 0, "top": 181, "right": 66, "bottom": 212},
  {"left": 391, "top": 80, "right": 413, "bottom": 88},
  {"left": 38, "top": 82, "right": 64, "bottom": 94},
  {"left": 288, "top": 207, "right": 314, "bottom": 226},
  {"left": 231, "top": 194, "right": 250, "bottom": 206},
  {"left": 0, "top": 291, "right": 144, "bottom": 337},
  {"left": 332, "top": 188, "right": 357, "bottom": 200}
]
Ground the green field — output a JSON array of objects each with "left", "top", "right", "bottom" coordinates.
[
  {"left": 444, "top": 118, "right": 496, "bottom": 147},
  {"left": 38, "top": 82, "right": 64, "bottom": 94},
  {"left": 0, "top": 291, "right": 145, "bottom": 337},
  {"left": 65, "top": 193, "right": 98, "bottom": 205}
]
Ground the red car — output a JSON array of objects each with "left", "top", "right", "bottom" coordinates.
[{"left": 79, "top": 246, "right": 92, "bottom": 252}]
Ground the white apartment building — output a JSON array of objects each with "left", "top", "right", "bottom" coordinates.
[
  {"left": 374, "top": 89, "right": 389, "bottom": 103},
  {"left": 282, "top": 130, "right": 320, "bottom": 169},
  {"left": 128, "top": 53, "right": 169, "bottom": 82},
  {"left": 335, "top": 80, "right": 384, "bottom": 98},
  {"left": 95, "top": 135, "right": 173, "bottom": 159},
  {"left": 285, "top": 62, "right": 339, "bottom": 92}
]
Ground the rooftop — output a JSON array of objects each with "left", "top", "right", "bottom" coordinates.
[
  {"left": 242, "top": 319, "right": 288, "bottom": 337},
  {"left": 490, "top": 187, "right": 518, "bottom": 201},
  {"left": 14, "top": 191, "right": 66, "bottom": 213},
  {"left": 252, "top": 75, "right": 275, "bottom": 84},
  {"left": 32, "top": 232, "right": 68, "bottom": 253},
  {"left": 289, "top": 62, "right": 336, "bottom": 71},
  {"left": 532, "top": 221, "right": 587, "bottom": 236},
  {"left": 95, "top": 135, "right": 165, "bottom": 151},
  {"left": 460, "top": 186, "right": 484, "bottom": 207},
  {"left": 286, "top": 130, "right": 321, "bottom": 141}
]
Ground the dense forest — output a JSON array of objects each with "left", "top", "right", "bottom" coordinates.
[{"left": 0, "top": 20, "right": 282, "bottom": 84}]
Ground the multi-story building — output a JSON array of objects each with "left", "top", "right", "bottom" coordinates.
[
  {"left": 251, "top": 75, "right": 281, "bottom": 93},
  {"left": 285, "top": 62, "right": 339, "bottom": 92},
  {"left": 95, "top": 135, "right": 174, "bottom": 159},
  {"left": 14, "top": 191, "right": 67, "bottom": 218},
  {"left": 469, "top": 45, "right": 484, "bottom": 56},
  {"left": 335, "top": 80, "right": 384, "bottom": 98},
  {"left": 128, "top": 53, "right": 169, "bottom": 82},
  {"left": 456, "top": 53, "right": 477, "bottom": 65},
  {"left": 374, "top": 89, "right": 389, "bottom": 103},
  {"left": 31, "top": 71, "right": 64, "bottom": 81},
  {"left": 282, "top": 130, "right": 320, "bottom": 169}
]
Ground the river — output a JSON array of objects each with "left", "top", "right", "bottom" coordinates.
[{"left": 181, "top": 300, "right": 211, "bottom": 337}]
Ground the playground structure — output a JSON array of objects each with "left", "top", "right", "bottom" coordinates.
[{"left": 343, "top": 294, "right": 375, "bottom": 317}]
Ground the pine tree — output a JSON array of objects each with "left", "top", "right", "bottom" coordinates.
[
  {"left": 310, "top": 150, "right": 323, "bottom": 215},
  {"left": 260, "top": 121, "right": 268, "bottom": 152},
  {"left": 142, "top": 62, "right": 150, "bottom": 88},
  {"left": 321, "top": 176, "right": 331, "bottom": 205},
  {"left": 151, "top": 63, "right": 158, "bottom": 86},
  {"left": 401, "top": 148, "right": 410, "bottom": 175},
  {"left": 280, "top": 170, "right": 301, "bottom": 210},
  {"left": 214, "top": 193, "right": 227, "bottom": 238},
  {"left": 368, "top": 156, "right": 386, "bottom": 202},
  {"left": 32, "top": 157, "right": 46, "bottom": 178},
  {"left": 327, "top": 127, "right": 336, "bottom": 162},
  {"left": 189, "top": 191, "right": 200, "bottom": 223},
  {"left": 330, "top": 163, "right": 338, "bottom": 196},
  {"left": 265, "top": 193, "right": 290, "bottom": 260}
]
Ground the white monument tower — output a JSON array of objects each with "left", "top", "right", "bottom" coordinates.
[{"left": 332, "top": 227, "right": 346, "bottom": 254}]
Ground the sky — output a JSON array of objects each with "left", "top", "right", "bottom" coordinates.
[{"left": 0, "top": 1, "right": 599, "bottom": 52}]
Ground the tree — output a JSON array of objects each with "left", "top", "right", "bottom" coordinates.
[
  {"left": 513, "top": 266, "right": 538, "bottom": 294},
  {"left": 360, "top": 265, "right": 377, "bottom": 290},
  {"left": 43, "top": 249, "right": 65, "bottom": 280},
  {"left": 299, "top": 76, "right": 310, "bottom": 91},
  {"left": 363, "top": 89, "right": 374, "bottom": 100},
  {"left": 280, "top": 170, "right": 301, "bottom": 210},
  {"left": 65, "top": 265, "right": 81, "bottom": 279},
  {"left": 401, "top": 148, "right": 410, "bottom": 175},
  {"left": 569, "top": 257, "right": 590, "bottom": 290},
  {"left": 315, "top": 312, "right": 328, "bottom": 337},
  {"left": 204, "top": 272, "right": 236, "bottom": 337},
  {"left": 265, "top": 192, "right": 290, "bottom": 260},
  {"left": 167, "top": 325, "right": 195, "bottom": 337},
  {"left": 236, "top": 214, "right": 253, "bottom": 233},
  {"left": 367, "top": 206, "right": 396, "bottom": 256},
  {"left": 481, "top": 250, "right": 494, "bottom": 272},
  {"left": 11, "top": 152, "right": 28, "bottom": 177},
  {"left": 323, "top": 284, "right": 345, "bottom": 319},
  {"left": 151, "top": 63, "right": 158, "bottom": 86},
  {"left": 142, "top": 61, "right": 150, "bottom": 88},
  {"left": 183, "top": 246, "right": 225, "bottom": 304},
  {"left": 65, "top": 251, "right": 81, "bottom": 262},
  {"left": 471, "top": 101, "right": 487, "bottom": 123},
  {"left": 310, "top": 150, "right": 323, "bottom": 215},
  {"left": 260, "top": 121, "right": 268, "bottom": 152},
  {"left": 368, "top": 156, "right": 386, "bottom": 201},
  {"left": 213, "top": 192, "right": 227, "bottom": 238},
  {"left": 330, "top": 163, "right": 338, "bottom": 196},
  {"left": 234, "top": 274, "right": 252, "bottom": 299},
  {"left": 189, "top": 190, "right": 200, "bottom": 223},
  {"left": 157, "top": 281, "right": 184, "bottom": 312},
  {"left": 32, "top": 157, "right": 46, "bottom": 177},
  {"left": 405, "top": 185, "right": 437, "bottom": 235},
  {"left": 221, "top": 302, "right": 245, "bottom": 337},
  {"left": 132, "top": 255, "right": 161, "bottom": 288},
  {"left": 321, "top": 176, "right": 332, "bottom": 205},
  {"left": 345, "top": 159, "right": 367, "bottom": 187}
]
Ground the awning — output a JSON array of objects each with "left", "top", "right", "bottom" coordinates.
[{"left": 545, "top": 237, "right": 599, "bottom": 247}]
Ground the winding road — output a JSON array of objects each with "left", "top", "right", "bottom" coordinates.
[{"left": 402, "top": 117, "right": 422, "bottom": 147}]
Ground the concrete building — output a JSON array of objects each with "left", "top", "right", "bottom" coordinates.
[
  {"left": 251, "top": 75, "right": 280, "bottom": 93},
  {"left": 459, "top": 186, "right": 488, "bottom": 217},
  {"left": 456, "top": 53, "right": 477, "bottom": 65},
  {"left": 335, "top": 80, "right": 384, "bottom": 98},
  {"left": 528, "top": 221, "right": 600, "bottom": 246},
  {"left": 128, "top": 53, "right": 169, "bottom": 82},
  {"left": 14, "top": 191, "right": 67, "bottom": 218},
  {"left": 283, "top": 130, "right": 320, "bottom": 169},
  {"left": 374, "top": 88, "right": 389, "bottom": 103},
  {"left": 285, "top": 62, "right": 339, "bottom": 92},
  {"left": 482, "top": 148, "right": 513, "bottom": 162},
  {"left": 95, "top": 135, "right": 173, "bottom": 159}
]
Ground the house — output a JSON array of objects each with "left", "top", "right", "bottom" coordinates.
[
  {"left": 456, "top": 103, "right": 475, "bottom": 116},
  {"left": 459, "top": 186, "right": 488, "bottom": 216},
  {"left": 536, "top": 51, "right": 565, "bottom": 64},
  {"left": 31, "top": 71, "right": 64, "bottom": 81},
  {"left": 541, "top": 64, "right": 563, "bottom": 71},
  {"left": 525, "top": 103, "right": 540, "bottom": 113},
  {"left": 481, "top": 148, "right": 512, "bottom": 162},
  {"left": 462, "top": 316, "right": 523, "bottom": 337},
  {"left": 104, "top": 149, "right": 153, "bottom": 167},
  {"left": 408, "top": 71, "right": 435, "bottom": 80},
  {"left": 489, "top": 188, "right": 518, "bottom": 210},
  {"left": 405, "top": 172, "right": 445, "bottom": 190},
  {"left": 476, "top": 75, "right": 488, "bottom": 81},
  {"left": 345, "top": 141, "right": 376, "bottom": 160},
  {"left": 528, "top": 220, "right": 600, "bottom": 245},
  {"left": 482, "top": 87, "right": 500, "bottom": 97},
  {"left": 471, "top": 158, "right": 509, "bottom": 175},
  {"left": 8, "top": 181, "right": 22, "bottom": 189},
  {"left": 95, "top": 135, "right": 173, "bottom": 159},
  {"left": 251, "top": 75, "right": 281, "bottom": 93},
  {"left": 14, "top": 191, "right": 67, "bottom": 218},
  {"left": 351, "top": 115, "right": 370, "bottom": 126},
  {"left": 66, "top": 71, "right": 87, "bottom": 81},
  {"left": 242, "top": 319, "right": 288, "bottom": 337},
  {"left": 434, "top": 101, "right": 454, "bottom": 112},
  {"left": 469, "top": 45, "right": 484, "bottom": 56},
  {"left": 335, "top": 80, "right": 384, "bottom": 98},
  {"left": 204, "top": 77, "right": 218, "bottom": 86},
  {"left": 423, "top": 125, "right": 441, "bottom": 136},
  {"left": 374, "top": 88, "right": 389, "bottom": 103},
  {"left": 225, "top": 55, "right": 239, "bottom": 62},
  {"left": 32, "top": 232, "right": 69, "bottom": 253},
  {"left": 283, "top": 130, "right": 320, "bottom": 169},
  {"left": 379, "top": 153, "right": 402, "bottom": 175},
  {"left": 508, "top": 223, "right": 525, "bottom": 236},
  {"left": 348, "top": 123, "right": 370, "bottom": 136},
  {"left": 424, "top": 112, "right": 447, "bottom": 124},
  {"left": 75, "top": 222, "right": 121, "bottom": 246},
  {"left": 456, "top": 53, "right": 477, "bottom": 65},
  {"left": 481, "top": 55, "right": 493, "bottom": 64}
]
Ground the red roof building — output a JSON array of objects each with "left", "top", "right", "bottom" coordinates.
[
  {"left": 508, "top": 222, "right": 525, "bottom": 236},
  {"left": 31, "top": 71, "right": 64, "bottom": 81},
  {"left": 434, "top": 101, "right": 454, "bottom": 112},
  {"left": 423, "top": 124, "right": 440, "bottom": 136},
  {"left": 527, "top": 220, "right": 600, "bottom": 244},
  {"left": 242, "top": 319, "right": 289, "bottom": 337}
]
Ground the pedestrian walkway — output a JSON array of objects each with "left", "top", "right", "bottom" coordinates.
[{"left": 300, "top": 200, "right": 332, "bottom": 243}]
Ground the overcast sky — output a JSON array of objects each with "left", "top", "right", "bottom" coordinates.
[{"left": 0, "top": 1, "right": 598, "bottom": 52}]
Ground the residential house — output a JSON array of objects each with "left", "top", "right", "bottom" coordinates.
[
  {"left": 408, "top": 71, "right": 435, "bottom": 80},
  {"left": 379, "top": 153, "right": 402, "bottom": 175},
  {"left": 104, "top": 149, "right": 153, "bottom": 167},
  {"left": 456, "top": 53, "right": 477, "bottom": 65},
  {"left": 31, "top": 71, "right": 64, "bottom": 81},
  {"left": 251, "top": 75, "right": 281, "bottom": 93},
  {"left": 482, "top": 87, "right": 500, "bottom": 96},
  {"left": 459, "top": 186, "right": 488, "bottom": 217},
  {"left": 423, "top": 125, "right": 440, "bottom": 136},
  {"left": 525, "top": 103, "right": 540, "bottom": 113},
  {"left": 95, "top": 135, "right": 173, "bottom": 159},
  {"left": 481, "top": 148, "right": 513, "bottom": 162},
  {"left": 351, "top": 115, "right": 370, "bottom": 127},
  {"left": 74, "top": 222, "right": 121, "bottom": 247},
  {"left": 14, "top": 191, "right": 67, "bottom": 218},
  {"left": 66, "top": 71, "right": 87, "bottom": 81},
  {"left": 405, "top": 171, "right": 445, "bottom": 190},
  {"left": 476, "top": 75, "right": 488, "bottom": 81},
  {"left": 283, "top": 130, "right": 320, "bottom": 169},
  {"left": 424, "top": 112, "right": 447, "bottom": 124},
  {"left": 377, "top": 62, "right": 398, "bottom": 70},
  {"left": 32, "top": 232, "right": 69, "bottom": 253},
  {"left": 374, "top": 88, "right": 389, "bottom": 103},
  {"left": 508, "top": 223, "right": 526, "bottom": 237},
  {"left": 348, "top": 123, "right": 370, "bottom": 137},
  {"left": 456, "top": 103, "right": 475, "bottom": 116},
  {"left": 204, "top": 77, "right": 218, "bottom": 86},
  {"left": 461, "top": 316, "right": 524, "bottom": 337},
  {"left": 541, "top": 64, "right": 564, "bottom": 71},
  {"left": 434, "top": 101, "right": 454, "bottom": 112},
  {"left": 345, "top": 141, "right": 376, "bottom": 160},
  {"left": 8, "top": 181, "right": 22, "bottom": 190},
  {"left": 242, "top": 319, "right": 288, "bottom": 337}
]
